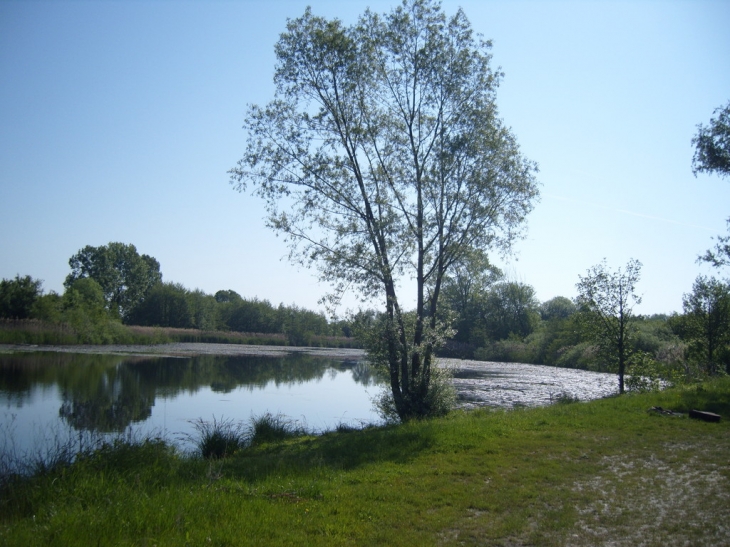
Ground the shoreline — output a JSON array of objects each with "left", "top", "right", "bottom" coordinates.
[{"left": 0, "top": 342, "right": 366, "bottom": 360}]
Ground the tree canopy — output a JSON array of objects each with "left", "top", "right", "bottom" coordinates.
[
  {"left": 693, "top": 100, "right": 730, "bottom": 270},
  {"left": 65, "top": 242, "right": 162, "bottom": 321},
  {"left": 0, "top": 274, "right": 43, "bottom": 319},
  {"left": 692, "top": 100, "right": 730, "bottom": 179},
  {"left": 231, "top": 0, "right": 539, "bottom": 420}
]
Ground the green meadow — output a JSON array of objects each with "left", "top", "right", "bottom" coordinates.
[{"left": 1, "top": 378, "right": 728, "bottom": 547}]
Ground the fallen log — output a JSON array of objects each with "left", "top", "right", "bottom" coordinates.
[{"left": 689, "top": 409, "right": 721, "bottom": 423}]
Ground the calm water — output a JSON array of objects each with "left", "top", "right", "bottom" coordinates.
[
  {"left": 0, "top": 351, "right": 384, "bottom": 459},
  {"left": 0, "top": 350, "right": 618, "bottom": 461}
]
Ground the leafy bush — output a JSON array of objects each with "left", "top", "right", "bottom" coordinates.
[
  {"left": 625, "top": 352, "right": 663, "bottom": 393},
  {"left": 373, "top": 362, "right": 456, "bottom": 423}
]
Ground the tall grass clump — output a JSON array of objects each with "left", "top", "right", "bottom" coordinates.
[
  {"left": 187, "top": 416, "right": 247, "bottom": 459},
  {"left": 249, "top": 412, "right": 307, "bottom": 445}
]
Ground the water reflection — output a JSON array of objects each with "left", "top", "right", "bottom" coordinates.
[
  {"left": 0, "top": 352, "right": 384, "bottom": 445},
  {"left": 1, "top": 351, "right": 618, "bottom": 461}
]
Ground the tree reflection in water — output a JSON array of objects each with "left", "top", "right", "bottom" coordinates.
[{"left": 0, "top": 351, "right": 381, "bottom": 435}]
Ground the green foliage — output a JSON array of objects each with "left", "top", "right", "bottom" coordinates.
[
  {"left": 699, "top": 218, "right": 730, "bottom": 270},
  {"left": 480, "top": 282, "right": 541, "bottom": 341},
  {"left": 0, "top": 275, "right": 43, "bottom": 319},
  {"left": 692, "top": 100, "right": 730, "bottom": 179},
  {"left": 539, "top": 296, "right": 577, "bottom": 322},
  {"left": 625, "top": 352, "right": 663, "bottom": 393},
  {"left": 128, "top": 282, "right": 193, "bottom": 328},
  {"left": 65, "top": 242, "right": 162, "bottom": 321},
  {"left": 61, "top": 278, "right": 123, "bottom": 344},
  {"left": 439, "top": 250, "right": 502, "bottom": 346},
  {"left": 680, "top": 275, "right": 730, "bottom": 374},
  {"left": 232, "top": 0, "right": 539, "bottom": 420},
  {"left": 576, "top": 259, "right": 643, "bottom": 393}
]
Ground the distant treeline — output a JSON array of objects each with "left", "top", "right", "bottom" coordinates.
[
  {"left": 0, "top": 242, "right": 354, "bottom": 347},
  {"left": 2, "top": 241, "right": 729, "bottom": 383}
]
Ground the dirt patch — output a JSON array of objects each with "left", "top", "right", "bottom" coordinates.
[{"left": 565, "top": 443, "right": 730, "bottom": 546}]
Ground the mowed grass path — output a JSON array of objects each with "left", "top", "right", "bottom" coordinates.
[{"left": 2, "top": 378, "right": 728, "bottom": 546}]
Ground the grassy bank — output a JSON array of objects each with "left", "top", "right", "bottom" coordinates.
[
  {"left": 1, "top": 379, "right": 728, "bottom": 546},
  {"left": 0, "top": 319, "right": 359, "bottom": 348}
]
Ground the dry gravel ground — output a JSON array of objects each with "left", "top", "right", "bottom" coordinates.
[{"left": 564, "top": 441, "right": 730, "bottom": 547}]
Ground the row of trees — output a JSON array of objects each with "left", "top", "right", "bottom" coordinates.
[
  {"left": 0, "top": 242, "right": 341, "bottom": 344},
  {"left": 432, "top": 256, "right": 729, "bottom": 393}
]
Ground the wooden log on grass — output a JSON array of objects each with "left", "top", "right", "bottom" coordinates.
[{"left": 689, "top": 409, "right": 721, "bottom": 423}]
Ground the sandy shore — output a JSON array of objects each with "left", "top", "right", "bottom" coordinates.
[{"left": 0, "top": 342, "right": 366, "bottom": 360}]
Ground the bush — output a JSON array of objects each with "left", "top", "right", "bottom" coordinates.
[{"left": 373, "top": 361, "right": 456, "bottom": 423}]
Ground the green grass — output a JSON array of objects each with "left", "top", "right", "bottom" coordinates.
[{"left": 1, "top": 378, "right": 729, "bottom": 546}]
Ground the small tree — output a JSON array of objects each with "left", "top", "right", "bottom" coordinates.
[
  {"left": 576, "top": 259, "right": 642, "bottom": 394},
  {"left": 231, "top": 0, "right": 539, "bottom": 420},
  {"left": 682, "top": 275, "right": 730, "bottom": 374}
]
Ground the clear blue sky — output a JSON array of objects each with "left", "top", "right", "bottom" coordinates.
[{"left": 1, "top": 0, "right": 729, "bottom": 316}]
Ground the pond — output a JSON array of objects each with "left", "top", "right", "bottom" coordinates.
[
  {"left": 0, "top": 349, "right": 382, "bottom": 459},
  {"left": 0, "top": 345, "right": 618, "bottom": 464}
]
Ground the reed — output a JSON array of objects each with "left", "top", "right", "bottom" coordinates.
[{"left": 0, "top": 320, "right": 359, "bottom": 348}]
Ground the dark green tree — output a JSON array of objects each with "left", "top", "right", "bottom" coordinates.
[
  {"left": 540, "top": 296, "right": 577, "bottom": 322},
  {"left": 231, "top": 0, "right": 539, "bottom": 420},
  {"left": 440, "top": 250, "right": 502, "bottom": 345},
  {"left": 128, "top": 282, "right": 193, "bottom": 328},
  {"left": 227, "top": 298, "right": 280, "bottom": 333},
  {"left": 65, "top": 242, "right": 162, "bottom": 321},
  {"left": 214, "top": 290, "right": 243, "bottom": 304},
  {"left": 62, "top": 278, "right": 118, "bottom": 343},
  {"left": 681, "top": 275, "right": 730, "bottom": 374},
  {"left": 576, "top": 259, "right": 642, "bottom": 394},
  {"left": 480, "top": 281, "right": 540, "bottom": 341},
  {"left": 0, "top": 274, "right": 43, "bottom": 319}
]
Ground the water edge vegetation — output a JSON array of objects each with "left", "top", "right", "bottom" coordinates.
[{"left": 0, "top": 376, "right": 728, "bottom": 546}]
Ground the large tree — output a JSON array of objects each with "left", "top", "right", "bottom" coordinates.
[
  {"left": 65, "top": 242, "right": 162, "bottom": 321},
  {"left": 231, "top": 0, "right": 539, "bottom": 420},
  {"left": 576, "top": 259, "right": 642, "bottom": 394}
]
